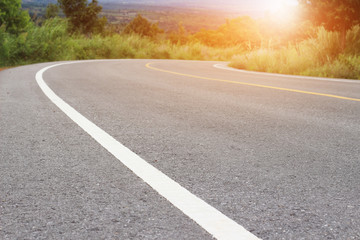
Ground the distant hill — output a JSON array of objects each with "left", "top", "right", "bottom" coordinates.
[
  {"left": 21, "top": 0, "right": 265, "bottom": 31},
  {"left": 23, "top": 0, "right": 56, "bottom": 4},
  {"left": 22, "top": 0, "right": 264, "bottom": 14},
  {"left": 99, "top": 0, "right": 258, "bottom": 11}
]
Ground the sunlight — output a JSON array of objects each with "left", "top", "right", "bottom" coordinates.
[
  {"left": 266, "top": 0, "right": 299, "bottom": 13},
  {"left": 265, "top": 0, "right": 299, "bottom": 25},
  {"left": 268, "top": 0, "right": 284, "bottom": 13}
]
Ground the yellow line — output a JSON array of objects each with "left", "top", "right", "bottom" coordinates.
[{"left": 146, "top": 62, "right": 360, "bottom": 102}]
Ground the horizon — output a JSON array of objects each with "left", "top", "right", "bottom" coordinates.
[
  {"left": 23, "top": 0, "right": 299, "bottom": 17},
  {"left": 98, "top": 0, "right": 299, "bottom": 11}
]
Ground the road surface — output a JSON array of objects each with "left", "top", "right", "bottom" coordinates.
[{"left": 1, "top": 60, "right": 359, "bottom": 239}]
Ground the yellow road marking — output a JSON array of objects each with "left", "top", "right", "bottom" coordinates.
[{"left": 146, "top": 62, "right": 360, "bottom": 102}]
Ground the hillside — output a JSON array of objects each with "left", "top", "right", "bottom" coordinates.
[
  {"left": 23, "top": 0, "right": 56, "bottom": 4},
  {"left": 21, "top": 0, "right": 248, "bottom": 33},
  {"left": 22, "top": 0, "right": 264, "bottom": 15}
]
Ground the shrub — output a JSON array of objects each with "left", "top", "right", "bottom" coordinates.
[
  {"left": 346, "top": 25, "right": 360, "bottom": 55},
  {"left": 24, "top": 18, "right": 70, "bottom": 62},
  {"left": 123, "top": 14, "right": 163, "bottom": 38},
  {"left": 230, "top": 27, "right": 360, "bottom": 79},
  {"left": 0, "top": 16, "right": 241, "bottom": 67},
  {"left": 0, "top": 18, "right": 70, "bottom": 66}
]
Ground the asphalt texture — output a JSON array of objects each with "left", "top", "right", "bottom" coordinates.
[{"left": 1, "top": 59, "right": 359, "bottom": 239}]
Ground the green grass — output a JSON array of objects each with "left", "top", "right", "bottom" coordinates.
[
  {"left": 0, "top": 18, "right": 71, "bottom": 66},
  {"left": 229, "top": 26, "right": 360, "bottom": 79},
  {"left": 63, "top": 34, "right": 243, "bottom": 62},
  {"left": 2, "top": 18, "right": 359, "bottom": 80},
  {"left": 0, "top": 18, "right": 242, "bottom": 67}
]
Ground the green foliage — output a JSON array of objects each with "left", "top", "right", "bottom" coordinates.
[
  {"left": 1, "top": 3, "right": 358, "bottom": 81},
  {"left": 299, "top": 0, "right": 360, "bottom": 32},
  {"left": 168, "top": 22, "right": 189, "bottom": 45},
  {"left": 24, "top": 18, "right": 70, "bottom": 62},
  {"left": 65, "top": 33, "right": 239, "bottom": 61},
  {"left": 45, "top": 3, "right": 59, "bottom": 19},
  {"left": 346, "top": 24, "right": 360, "bottom": 55},
  {"left": 123, "top": 14, "right": 163, "bottom": 38},
  {"left": 58, "top": 0, "right": 106, "bottom": 34},
  {"left": 193, "top": 16, "right": 261, "bottom": 48},
  {"left": 299, "top": 0, "right": 360, "bottom": 49},
  {"left": 230, "top": 26, "right": 360, "bottom": 79},
  {"left": 0, "top": 26, "right": 13, "bottom": 65},
  {"left": 0, "top": 18, "right": 70, "bottom": 66},
  {"left": 0, "top": 16, "right": 240, "bottom": 67},
  {"left": 305, "top": 55, "right": 360, "bottom": 79},
  {"left": 0, "top": 0, "right": 30, "bottom": 34}
]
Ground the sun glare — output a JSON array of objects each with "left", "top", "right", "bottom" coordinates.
[
  {"left": 267, "top": 0, "right": 299, "bottom": 13},
  {"left": 264, "top": 0, "right": 299, "bottom": 24},
  {"left": 269, "top": 0, "right": 283, "bottom": 13}
]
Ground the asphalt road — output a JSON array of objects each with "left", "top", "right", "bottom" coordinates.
[{"left": 1, "top": 59, "right": 359, "bottom": 239}]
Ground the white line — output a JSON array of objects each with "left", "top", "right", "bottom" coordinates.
[
  {"left": 214, "top": 63, "right": 360, "bottom": 83},
  {"left": 36, "top": 60, "right": 260, "bottom": 240}
]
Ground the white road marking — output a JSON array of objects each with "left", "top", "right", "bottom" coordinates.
[
  {"left": 214, "top": 63, "right": 360, "bottom": 83},
  {"left": 36, "top": 60, "right": 260, "bottom": 240}
]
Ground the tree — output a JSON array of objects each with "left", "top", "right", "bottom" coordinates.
[
  {"left": 0, "top": 0, "right": 30, "bottom": 34},
  {"left": 45, "top": 3, "right": 60, "bottom": 19},
  {"left": 123, "top": 14, "right": 163, "bottom": 38},
  {"left": 299, "top": 0, "right": 360, "bottom": 49},
  {"left": 169, "top": 22, "right": 189, "bottom": 44},
  {"left": 57, "top": 0, "right": 106, "bottom": 34},
  {"left": 193, "top": 16, "right": 261, "bottom": 48}
]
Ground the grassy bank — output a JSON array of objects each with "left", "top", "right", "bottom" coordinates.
[
  {"left": 229, "top": 26, "right": 360, "bottom": 79},
  {"left": 2, "top": 17, "right": 359, "bottom": 80},
  {"left": 0, "top": 18, "right": 242, "bottom": 67}
]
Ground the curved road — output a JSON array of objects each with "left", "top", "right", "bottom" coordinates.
[{"left": 1, "top": 60, "right": 359, "bottom": 239}]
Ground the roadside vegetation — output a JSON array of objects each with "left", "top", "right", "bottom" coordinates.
[
  {"left": 0, "top": 0, "right": 359, "bottom": 79},
  {"left": 230, "top": 26, "right": 360, "bottom": 79},
  {"left": 230, "top": 0, "right": 360, "bottom": 79},
  {"left": 0, "top": 17, "right": 241, "bottom": 66}
]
